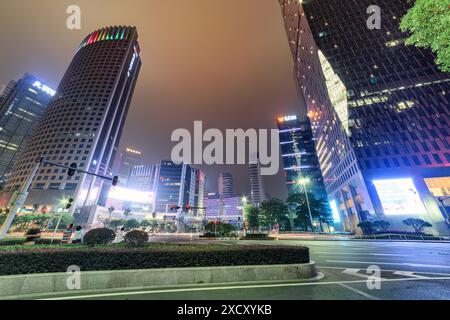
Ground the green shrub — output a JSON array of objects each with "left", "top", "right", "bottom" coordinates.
[
  {"left": 0, "top": 245, "right": 310, "bottom": 276},
  {"left": 0, "top": 239, "right": 26, "bottom": 247},
  {"left": 25, "top": 228, "right": 41, "bottom": 242},
  {"left": 83, "top": 228, "right": 116, "bottom": 246},
  {"left": 124, "top": 230, "right": 149, "bottom": 246}
]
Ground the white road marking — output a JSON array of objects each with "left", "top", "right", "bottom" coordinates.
[
  {"left": 392, "top": 271, "right": 431, "bottom": 279},
  {"left": 342, "top": 268, "right": 383, "bottom": 280},
  {"left": 41, "top": 276, "right": 450, "bottom": 300},
  {"left": 317, "top": 266, "right": 450, "bottom": 277},
  {"left": 338, "top": 283, "right": 381, "bottom": 300},
  {"left": 314, "top": 252, "right": 412, "bottom": 257},
  {"left": 326, "top": 260, "right": 450, "bottom": 269}
]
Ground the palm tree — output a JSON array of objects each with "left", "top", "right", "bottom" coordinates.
[
  {"left": 123, "top": 208, "right": 132, "bottom": 220},
  {"left": 107, "top": 206, "right": 115, "bottom": 227}
]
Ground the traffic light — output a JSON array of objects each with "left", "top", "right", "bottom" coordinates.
[
  {"left": 169, "top": 205, "right": 180, "bottom": 211},
  {"left": 112, "top": 176, "right": 119, "bottom": 186},
  {"left": 68, "top": 163, "right": 77, "bottom": 177},
  {"left": 65, "top": 198, "right": 74, "bottom": 210},
  {"left": 184, "top": 204, "right": 192, "bottom": 212}
]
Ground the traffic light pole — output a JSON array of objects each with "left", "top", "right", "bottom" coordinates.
[
  {"left": 0, "top": 157, "right": 43, "bottom": 240},
  {"left": 0, "top": 158, "right": 118, "bottom": 240}
]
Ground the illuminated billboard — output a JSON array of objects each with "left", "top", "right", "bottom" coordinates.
[
  {"left": 329, "top": 200, "right": 341, "bottom": 223},
  {"left": 108, "top": 187, "right": 154, "bottom": 204},
  {"left": 373, "top": 178, "right": 427, "bottom": 216}
]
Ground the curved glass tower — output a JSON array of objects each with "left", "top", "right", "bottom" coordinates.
[{"left": 3, "top": 26, "right": 142, "bottom": 218}]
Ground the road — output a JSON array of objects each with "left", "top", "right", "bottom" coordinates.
[{"left": 19, "top": 240, "right": 450, "bottom": 300}]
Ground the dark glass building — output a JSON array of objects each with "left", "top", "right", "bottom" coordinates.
[
  {"left": 279, "top": 0, "right": 450, "bottom": 234},
  {"left": 277, "top": 115, "right": 328, "bottom": 200},
  {"left": 0, "top": 74, "right": 54, "bottom": 190},
  {"left": 152, "top": 161, "right": 195, "bottom": 217},
  {"left": 2, "top": 26, "right": 142, "bottom": 221}
]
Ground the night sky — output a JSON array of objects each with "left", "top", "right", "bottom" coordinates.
[{"left": 0, "top": 0, "right": 305, "bottom": 200}]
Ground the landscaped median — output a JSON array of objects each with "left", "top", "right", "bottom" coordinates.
[{"left": 0, "top": 243, "right": 315, "bottom": 298}]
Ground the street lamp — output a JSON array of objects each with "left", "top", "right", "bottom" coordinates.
[
  {"left": 297, "top": 177, "right": 316, "bottom": 235},
  {"left": 241, "top": 196, "right": 248, "bottom": 236}
]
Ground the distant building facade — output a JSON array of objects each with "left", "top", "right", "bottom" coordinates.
[
  {"left": 218, "top": 173, "right": 233, "bottom": 198},
  {"left": 0, "top": 74, "right": 54, "bottom": 190},
  {"left": 249, "top": 154, "right": 266, "bottom": 206}
]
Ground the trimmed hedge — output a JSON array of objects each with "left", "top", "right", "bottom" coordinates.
[
  {"left": 0, "top": 244, "right": 309, "bottom": 276},
  {"left": 0, "top": 239, "right": 26, "bottom": 246}
]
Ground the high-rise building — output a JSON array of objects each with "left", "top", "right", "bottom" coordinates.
[
  {"left": 193, "top": 168, "right": 206, "bottom": 217},
  {"left": 2, "top": 26, "right": 142, "bottom": 217},
  {"left": 279, "top": 0, "right": 450, "bottom": 234},
  {"left": 127, "top": 164, "right": 157, "bottom": 192},
  {"left": 249, "top": 154, "right": 266, "bottom": 206},
  {"left": 205, "top": 196, "right": 244, "bottom": 224},
  {"left": 277, "top": 115, "right": 328, "bottom": 201},
  {"left": 152, "top": 161, "right": 194, "bottom": 217},
  {"left": 218, "top": 173, "right": 233, "bottom": 199},
  {"left": 0, "top": 74, "right": 55, "bottom": 190},
  {"left": 114, "top": 147, "right": 142, "bottom": 185}
]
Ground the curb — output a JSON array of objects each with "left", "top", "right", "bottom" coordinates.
[{"left": 0, "top": 262, "right": 317, "bottom": 299}]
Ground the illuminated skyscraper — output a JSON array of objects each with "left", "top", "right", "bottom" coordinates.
[
  {"left": 193, "top": 168, "right": 206, "bottom": 217},
  {"left": 277, "top": 115, "right": 327, "bottom": 200},
  {"left": 249, "top": 154, "right": 266, "bottom": 206},
  {"left": 3, "top": 27, "right": 142, "bottom": 218},
  {"left": 114, "top": 147, "right": 143, "bottom": 185},
  {"left": 0, "top": 74, "right": 54, "bottom": 190},
  {"left": 279, "top": 0, "right": 449, "bottom": 234},
  {"left": 218, "top": 173, "right": 233, "bottom": 199}
]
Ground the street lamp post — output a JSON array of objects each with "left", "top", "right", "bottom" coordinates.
[
  {"left": 297, "top": 177, "right": 316, "bottom": 238},
  {"left": 241, "top": 196, "right": 248, "bottom": 237}
]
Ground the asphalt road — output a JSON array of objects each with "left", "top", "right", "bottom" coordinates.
[{"left": 20, "top": 240, "right": 450, "bottom": 300}]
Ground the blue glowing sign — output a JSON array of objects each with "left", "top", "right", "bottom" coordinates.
[{"left": 32, "top": 81, "right": 56, "bottom": 96}]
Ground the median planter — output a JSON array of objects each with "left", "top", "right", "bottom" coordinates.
[
  {"left": 0, "top": 244, "right": 309, "bottom": 276},
  {"left": 0, "top": 244, "right": 314, "bottom": 298}
]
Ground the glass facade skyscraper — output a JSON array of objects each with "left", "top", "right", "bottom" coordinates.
[
  {"left": 0, "top": 74, "right": 54, "bottom": 190},
  {"left": 277, "top": 115, "right": 328, "bottom": 201},
  {"left": 2, "top": 27, "right": 142, "bottom": 218},
  {"left": 279, "top": 0, "right": 449, "bottom": 234}
]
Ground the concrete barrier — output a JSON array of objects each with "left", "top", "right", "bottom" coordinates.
[{"left": 0, "top": 262, "right": 316, "bottom": 298}]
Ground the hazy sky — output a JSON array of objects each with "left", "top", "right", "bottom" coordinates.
[{"left": 0, "top": 0, "right": 305, "bottom": 199}]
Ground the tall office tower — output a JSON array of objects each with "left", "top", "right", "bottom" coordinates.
[
  {"left": 279, "top": 1, "right": 374, "bottom": 233},
  {"left": 152, "top": 161, "right": 194, "bottom": 216},
  {"left": 277, "top": 115, "right": 328, "bottom": 201},
  {"left": 218, "top": 173, "right": 233, "bottom": 199},
  {"left": 279, "top": 0, "right": 450, "bottom": 234},
  {"left": 249, "top": 154, "right": 266, "bottom": 206},
  {"left": 114, "top": 147, "right": 142, "bottom": 185},
  {"left": 193, "top": 169, "right": 206, "bottom": 217},
  {"left": 0, "top": 74, "right": 55, "bottom": 191},
  {"left": 127, "top": 164, "right": 157, "bottom": 192},
  {"left": 3, "top": 27, "right": 142, "bottom": 217}
]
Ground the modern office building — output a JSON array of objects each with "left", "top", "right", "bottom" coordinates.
[
  {"left": 127, "top": 164, "right": 156, "bottom": 192},
  {"left": 277, "top": 114, "right": 328, "bottom": 201},
  {"left": 279, "top": 0, "right": 450, "bottom": 234},
  {"left": 1, "top": 26, "right": 142, "bottom": 222},
  {"left": 205, "top": 195, "right": 244, "bottom": 224},
  {"left": 0, "top": 74, "right": 55, "bottom": 190},
  {"left": 114, "top": 147, "right": 142, "bottom": 185},
  {"left": 218, "top": 173, "right": 233, "bottom": 199},
  {"left": 152, "top": 161, "right": 195, "bottom": 217},
  {"left": 193, "top": 168, "right": 206, "bottom": 218},
  {"left": 249, "top": 154, "right": 266, "bottom": 206}
]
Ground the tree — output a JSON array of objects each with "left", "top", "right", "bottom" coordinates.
[
  {"left": 373, "top": 220, "right": 390, "bottom": 233},
  {"left": 123, "top": 209, "right": 132, "bottom": 220},
  {"left": 403, "top": 218, "right": 433, "bottom": 233},
  {"left": 260, "top": 198, "right": 289, "bottom": 230},
  {"left": 245, "top": 206, "right": 261, "bottom": 233},
  {"left": 48, "top": 213, "right": 74, "bottom": 230},
  {"left": 109, "top": 219, "right": 125, "bottom": 230},
  {"left": 124, "top": 219, "right": 140, "bottom": 230},
  {"left": 287, "top": 192, "right": 332, "bottom": 231},
  {"left": 106, "top": 206, "right": 115, "bottom": 227},
  {"left": 357, "top": 221, "right": 375, "bottom": 235},
  {"left": 400, "top": 0, "right": 450, "bottom": 72}
]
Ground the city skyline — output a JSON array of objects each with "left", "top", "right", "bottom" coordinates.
[{"left": 0, "top": 0, "right": 302, "bottom": 200}]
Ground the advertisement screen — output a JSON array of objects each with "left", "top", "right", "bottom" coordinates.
[
  {"left": 373, "top": 178, "right": 427, "bottom": 216},
  {"left": 329, "top": 200, "right": 341, "bottom": 223}
]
